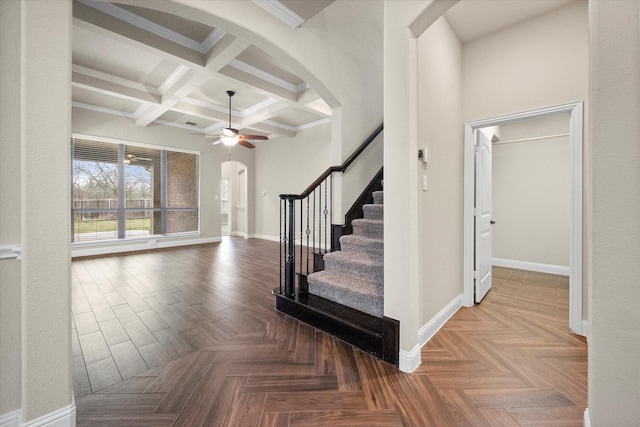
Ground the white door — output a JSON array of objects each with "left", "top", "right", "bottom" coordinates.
[{"left": 475, "top": 130, "right": 493, "bottom": 302}]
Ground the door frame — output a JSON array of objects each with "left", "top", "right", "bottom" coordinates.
[{"left": 462, "top": 101, "right": 584, "bottom": 336}]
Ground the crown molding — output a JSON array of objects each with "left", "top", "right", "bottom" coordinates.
[
  {"left": 229, "top": 59, "right": 305, "bottom": 94},
  {"left": 252, "top": 0, "right": 305, "bottom": 28}
]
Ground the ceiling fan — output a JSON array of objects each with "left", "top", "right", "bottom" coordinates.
[
  {"left": 189, "top": 91, "right": 268, "bottom": 149},
  {"left": 124, "top": 153, "right": 152, "bottom": 164}
]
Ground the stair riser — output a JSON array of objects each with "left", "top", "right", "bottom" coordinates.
[
  {"left": 353, "top": 220, "right": 383, "bottom": 238},
  {"left": 309, "top": 285, "right": 383, "bottom": 318},
  {"left": 340, "top": 242, "right": 384, "bottom": 260},
  {"left": 363, "top": 204, "right": 383, "bottom": 220},
  {"left": 372, "top": 191, "right": 383, "bottom": 205}
]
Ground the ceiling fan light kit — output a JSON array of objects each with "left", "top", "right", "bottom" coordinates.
[{"left": 188, "top": 91, "right": 269, "bottom": 149}]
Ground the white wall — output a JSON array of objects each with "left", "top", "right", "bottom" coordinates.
[
  {"left": 0, "top": 0, "right": 23, "bottom": 418},
  {"left": 0, "top": 1, "right": 74, "bottom": 424},
  {"left": 462, "top": 0, "right": 588, "bottom": 122},
  {"left": 587, "top": 1, "right": 640, "bottom": 425},
  {"left": 491, "top": 114, "right": 570, "bottom": 269},
  {"left": 417, "top": 17, "right": 463, "bottom": 330}
]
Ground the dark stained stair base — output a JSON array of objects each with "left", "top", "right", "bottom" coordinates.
[{"left": 274, "top": 289, "right": 399, "bottom": 367}]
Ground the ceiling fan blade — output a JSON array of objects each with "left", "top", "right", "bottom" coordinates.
[
  {"left": 240, "top": 134, "right": 268, "bottom": 141},
  {"left": 189, "top": 132, "right": 217, "bottom": 139},
  {"left": 210, "top": 139, "right": 222, "bottom": 145},
  {"left": 238, "top": 140, "right": 255, "bottom": 149},
  {"left": 137, "top": 157, "right": 152, "bottom": 161}
]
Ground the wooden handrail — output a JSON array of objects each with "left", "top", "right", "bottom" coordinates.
[{"left": 281, "top": 123, "right": 383, "bottom": 200}]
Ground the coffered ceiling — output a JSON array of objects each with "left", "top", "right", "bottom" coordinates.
[
  {"left": 72, "top": 0, "right": 335, "bottom": 145},
  {"left": 72, "top": 0, "right": 576, "bottom": 146}
]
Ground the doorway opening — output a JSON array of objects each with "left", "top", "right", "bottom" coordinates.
[
  {"left": 221, "top": 161, "right": 248, "bottom": 238},
  {"left": 463, "top": 102, "right": 584, "bottom": 335}
]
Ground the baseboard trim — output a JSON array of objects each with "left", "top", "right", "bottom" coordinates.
[
  {"left": 419, "top": 294, "right": 463, "bottom": 347},
  {"left": 582, "top": 320, "right": 589, "bottom": 340},
  {"left": 399, "top": 293, "right": 463, "bottom": 374},
  {"left": 2, "top": 402, "right": 76, "bottom": 427},
  {"left": 492, "top": 258, "right": 570, "bottom": 276},
  {"left": 25, "top": 402, "right": 75, "bottom": 427},
  {"left": 72, "top": 236, "right": 221, "bottom": 257},
  {"left": 249, "top": 234, "right": 279, "bottom": 242},
  {"left": 583, "top": 408, "right": 591, "bottom": 427},
  {"left": 398, "top": 345, "right": 422, "bottom": 373},
  {"left": 0, "top": 410, "right": 20, "bottom": 427}
]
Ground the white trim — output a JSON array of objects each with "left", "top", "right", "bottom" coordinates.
[
  {"left": 252, "top": 0, "right": 305, "bottom": 29},
  {"left": 157, "top": 65, "right": 190, "bottom": 95},
  {"left": 0, "top": 410, "right": 20, "bottom": 427},
  {"left": 72, "top": 236, "right": 220, "bottom": 258},
  {"left": 584, "top": 408, "right": 591, "bottom": 427},
  {"left": 418, "top": 294, "right": 463, "bottom": 347},
  {"left": 23, "top": 402, "right": 75, "bottom": 427},
  {"left": 492, "top": 258, "right": 570, "bottom": 276},
  {"left": 0, "top": 245, "right": 21, "bottom": 260},
  {"left": 71, "top": 133, "right": 201, "bottom": 155},
  {"left": 201, "top": 29, "right": 226, "bottom": 53},
  {"left": 463, "top": 102, "right": 584, "bottom": 336},
  {"left": 582, "top": 320, "right": 589, "bottom": 340},
  {"left": 230, "top": 231, "right": 248, "bottom": 239},
  {"left": 399, "top": 293, "right": 463, "bottom": 373},
  {"left": 72, "top": 101, "right": 136, "bottom": 119},
  {"left": 249, "top": 234, "right": 280, "bottom": 242},
  {"left": 398, "top": 344, "right": 422, "bottom": 373}
]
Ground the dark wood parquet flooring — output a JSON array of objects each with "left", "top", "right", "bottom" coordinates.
[{"left": 72, "top": 237, "right": 587, "bottom": 426}]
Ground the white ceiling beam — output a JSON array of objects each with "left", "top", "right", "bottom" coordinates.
[
  {"left": 72, "top": 71, "right": 160, "bottom": 105},
  {"left": 204, "top": 34, "right": 251, "bottom": 72},
  {"left": 135, "top": 70, "right": 209, "bottom": 127},
  {"left": 171, "top": 101, "right": 229, "bottom": 123}
]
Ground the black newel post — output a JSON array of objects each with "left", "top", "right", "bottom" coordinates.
[{"left": 284, "top": 197, "right": 296, "bottom": 297}]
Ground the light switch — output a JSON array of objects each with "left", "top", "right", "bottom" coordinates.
[{"left": 422, "top": 175, "right": 428, "bottom": 191}]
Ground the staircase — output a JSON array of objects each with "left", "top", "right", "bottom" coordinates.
[
  {"left": 274, "top": 124, "right": 398, "bottom": 366},
  {"left": 307, "top": 190, "right": 384, "bottom": 317}
]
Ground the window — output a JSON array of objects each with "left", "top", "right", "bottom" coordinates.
[{"left": 71, "top": 137, "right": 199, "bottom": 242}]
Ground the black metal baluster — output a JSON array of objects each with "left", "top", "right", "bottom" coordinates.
[
  {"left": 285, "top": 198, "right": 295, "bottom": 297},
  {"left": 324, "top": 179, "right": 328, "bottom": 253},
  {"left": 279, "top": 199, "right": 282, "bottom": 294},
  {"left": 299, "top": 199, "right": 302, "bottom": 279},
  {"left": 305, "top": 198, "right": 310, "bottom": 275}
]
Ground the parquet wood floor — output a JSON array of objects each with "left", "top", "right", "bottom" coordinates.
[{"left": 72, "top": 237, "right": 587, "bottom": 426}]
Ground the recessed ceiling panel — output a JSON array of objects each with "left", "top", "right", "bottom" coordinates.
[
  {"left": 190, "top": 80, "right": 271, "bottom": 110},
  {"left": 157, "top": 110, "right": 219, "bottom": 129},
  {"left": 270, "top": 109, "right": 326, "bottom": 128},
  {"left": 115, "top": 3, "right": 215, "bottom": 43},
  {"left": 72, "top": 86, "right": 142, "bottom": 114},
  {"left": 73, "top": 25, "right": 170, "bottom": 87},
  {"left": 236, "top": 45, "right": 306, "bottom": 88}
]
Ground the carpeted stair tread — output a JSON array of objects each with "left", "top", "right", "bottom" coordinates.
[
  {"left": 307, "top": 270, "right": 383, "bottom": 317},
  {"left": 340, "top": 235, "right": 383, "bottom": 258},
  {"left": 352, "top": 218, "right": 383, "bottom": 238},
  {"left": 323, "top": 251, "right": 383, "bottom": 284},
  {"left": 363, "top": 204, "right": 383, "bottom": 220},
  {"left": 307, "top": 189, "right": 384, "bottom": 317}
]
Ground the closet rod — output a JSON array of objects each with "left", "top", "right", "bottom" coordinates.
[{"left": 492, "top": 132, "right": 569, "bottom": 145}]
